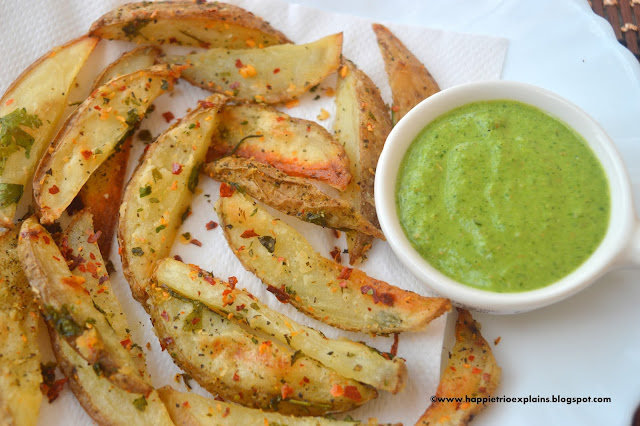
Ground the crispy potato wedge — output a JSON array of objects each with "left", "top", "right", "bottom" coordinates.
[
  {"left": 372, "top": 23, "right": 440, "bottom": 124},
  {"left": 165, "top": 33, "right": 343, "bottom": 103},
  {"left": 148, "top": 285, "right": 376, "bottom": 416},
  {"left": 0, "top": 228, "right": 41, "bottom": 426},
  {"left": 51, "top": 210, "right": 174, "bottom": 426},
  {"left": 118, "top": 94, "right": 226, "bottom": 303},
  {"left": 334, "top": 59, "right": 392, "bottom": 265},
  {"left": 207, "top": 103, "right": 351, "bottom": 189},
  {"left": 90, "top": 1, "right": 290, "bottom": 48},
  {"left": 204, "top": 157, "right": 381, "bottom": 237},
  {"left": 157, "top": 386, "right": 375, "bottom": 426},
  {"left": 156, "top": 258, "right": 406, "bottom": 393},
  {"left": 217, "top": 192, "right": 450, "bottom": 334},
  {"left": 0, "top": 36, "right": 97, "bottom": 226},
  {"left": 17, "top": 216, "right": 152, "bottom": 395},
  {"left": 34, "top": 64, "right": 179, "bottom": 224},
  {"left": 416, "top": 309, "right": 501, "bottom": 426},
  {"left": 77, "top": 46, "right": 160, "bottom": 257}
]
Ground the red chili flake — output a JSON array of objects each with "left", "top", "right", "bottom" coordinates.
[
  {"left": 206, "top": 221, "right": 218, "bottom": 230},
  {"left": 235, "top": 59, "right": 244, "bottom": 68},
  {"left": 52, "top": 256, "right": 60, "bottom": 261},
  {"left": 494, "top": 336, "right": 501, "bottom": 346},
  {"left": 162, "top": 111, "right": 175, "bottom": 122},
  {"left": 190, "top": 239, "right": 202, "bottom": 247},
  {"left": 42, "top": 235, "right": 51, "bottom": 245},
  {"left": 229, "top": 81, "right": 240, "bottom": 90},
  {"left": 222, "top": 407, "right": 230, "bottom": 418},
  {"left": 48, "top": 185, "right": 60, "bottom": 195},
  {"left": 182, "top": 401, "right": 190, "bottom": 408},
  {"left": 273, "top": 68, "right": 280, "bottom": 74},
  {"left": 40, "top": 377, "right": 68, "bottom": 403},
  {"left": 219, "top": 182, "right": 235, "bottom": 197},
  {"left": 172, "top": 163, "right": 183, "bottom": 175},
  {"left": 468, "top": 355, "right": 475, "bottom": 361},
  {"left": 337, "top": 267, "right": 352, "bottom": 280},
  {"left": 87, "top": 230, "right": 102, "bottom": 243},
  {"left": 203, "top": 274, "right": 216, "bottom": 285},
  {"left": 360, "top": 285, "right": 374, "bottom": 296},
  {"left": 275, "top": 116, "right": 285, "bottom": 122},
  {"left": 240, "top": 229, "right": 259, "bottom": 238},
  {"left": 232, "top": 372, "right": 240, "bottom": 381},
  {"left": 281, "top": 383, "right": 294, "bottom": 399},
  {"left": 198, "top": 100, "right": 215, "bottom": 109},
  {"left": 472, "top": 367, "right": 482, "bottom": 375},
  {"left": 191, "top": 317, "right": 200, "bottom": 326},
  {"left": 344, "top": 386, "right": 362, "bottom": 402},
  {"left": 339, "top": 281, "right": 347, "bottom": 288},
  {"left": 306, "top": 125, "right": 311, "bottom": 132},
  {"left": 163, "top": 336, "right": 174, "bottom": 347},
  {"left": 199, "top": 41, "right": 211, "bottom": 48},
  {"left": 61, "top": 276, "right": 88, "bottom": 294},
  {"left": 214, "top": 395, "right": 225, "bottom": 402},
  {"left": 390, "top": 333, "right": 399, "bottom": 357},
  {"left": 86, "top": 262, "right": 98, "bottom": 279},
  {"left": 483, "top": 373, "right": 491, "bottom": 382},
  {"left": 329, "top": 247, "right": 341, "bottom": 263},
  {"left": 161, "top": 310, "right": 170, "bottom": 321},
  {"left": 266, "top": 285, "right": 290, "bottom": 303},
  {"left": 450, "top": 366, "right": 457, "bottom": 372},
  {"left": 118, "top": 85, "right": 127, "bottom": 91},
  {"left": 168, "top": 37, "right": 178, "bottom": 43},
  {"left": 20, "top": 229, "right": 40, "bottom": 240},
  {"left": 478, "top": 386, "right": 487, "bottom": 394},
  {"left": 89, "top": 252, "right": 96, "bottom": 260},
  {"left": 333, "top": 229, "right": 341, "bottom": 238},
  {"left": 379, "top": 292, "right": 395, "bottom": 306},
  {"left": 228, "top": 276, "right": 238, "bottom": 289},
  {"left": 120, "top": 338, "right": 132, "bottom": 349},
  {"left": 98, "top": 275, "right": 108, "bottom": 285},
  {"left": 81, "top": 150, "right": 92, "bottom": 160},
  {"left": 173, "top": 255, "right": 183, "bottom": 262},
  {"left": 235, "top": 303, "right": 245, "bottom": 311},
  {"left": 143, "top": 144, "right": 151, "bottom": 154},
  {"left": 67, "top": 254, "right": 85, "bottom": 271}
]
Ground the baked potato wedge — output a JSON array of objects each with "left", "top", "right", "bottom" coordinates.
[
  {"left": 0, "top": 36, "right": 98, "bottom": 227},
  {"left": 164, "top": 33, "right": 343, "bottom": 104},
  {"left": 157, "top": 386, "right": 373, "bottom": 426},
  {"left": 17, "top": 216, "right": 152, "bottom": 395},
  {"left": 148, "top": 285, "right": 376, "bottom": 416},
  {"left": 0, "top": 228, "right": 41, "bottom": 426},
  {"left": 77, "top": 46, "right": 161, "bottom": 257},
  {"left": 416, "top": 309, "right": 500, "bottom": 425},
  {"left": 52, "top": 210, "right": 174, "bottom": 426},
  {"left": 90, "top": 1, "right": 290, "bottom": 48},
  {"left": 216, "top": 192, "right": 450, "bottom": 334},
  {"left": 204, "top": 157, "right": 381, "bottom": 237},
  {"left": 118, "top": 94, "right": 226, "bottom": 303},
  {"left": 372, "top": 23, "right": 440, "bottom": 124},
  {"left": 207, "top": 103, "right": 350, "bottom": 189},
  {"left": 334, "top": 59, "right": 392, "bottom": 264},
  {"left": 156, "top": 258, "right": 406, "bottom": 393},
  {"left": 34, "top": 64, "right": 179, "bottom": 224}
]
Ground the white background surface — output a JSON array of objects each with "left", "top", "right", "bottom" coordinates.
[{"left": 1, "top": 0, "right": 639, "bottom": 425}]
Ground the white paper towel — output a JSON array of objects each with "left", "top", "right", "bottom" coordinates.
[{"left": 0, "top": 0, "right": 508, "bottom": 424}]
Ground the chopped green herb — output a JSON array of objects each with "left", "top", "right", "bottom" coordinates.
[
  {"left": 156, "top": 225, "right": 166, "bottom": 233},
  {"left": 125, "top": 108, "right": 139, "bottom": 126},
  {"left": 132, "top": 395, "right": 148, "bottom": 411},
  {"left": 122, "top": 18, "right": 150, "bottom": 40},
  {"left": 137, "top": 129, "right": 152, "bottom": 142},
  {"left": 0, "top": 183, "right": 23, "bottom": 207},
  {"left": 187, "top": 164, "right": 201, "bottom": 193},
  {"left": 44, "top": 305, "right": 84, "bottom": 337},
  {"left": 131, "top": 247, "right": 144, "bottom": 256},
  {"left": 258, "top": 236, "right": 276, "bottom": 253},
  {"left": 0, "top": 108, "right": 42, "bottom": 173},
  {"left": 149, "top": 197, "right": 159, "bottom": 203},
  {"left": 152, "top": 168, "right": 162, "bottom": 182},
  {"left": 160, "top": 80, "right": 169, "bottom": 90},
  {"left": 139, "top": 185, "right": 152, "bottom": 197}
]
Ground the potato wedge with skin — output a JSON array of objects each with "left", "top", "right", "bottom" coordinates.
[
  {"left": 0, "top": 228, "right": 41, "bottom": 426},
  {"left": 17, "top": 217, "right": 152, "bottom": 395},
  {"left": 207, "top": 103, "right": 351, "bottom": 189},
  {"left": 334, "top": 59, "right": 392, "bottom": 265},
  {"left": 51, "top": 210, "right": 174, "bottom": 426},
  {"left": 34, "top": 64, "right": 179, "bottom": 224},
  {"left": 148, "top": 285, "right": 376, "bottom": 416},
  {"left": 416, "top": 309, "right": 500, "bottom": 426},
  {"left": 157, "top": 386, "right": 374, "bottom": 426},
  {"left": 118, "top": 94, "right": 226, "bottom": 304},
  {"left": 204, "top": 157, "right": 382, "bottom": 237},
  {"left": 0, "top": 36, "right": 97, "bottom": 227},
  {"left": 156, "top": 258, "right": 406, "bottom": 394},
  {"left": 372, "top": 23, "right": 440, "bottom": 124},
  {"left": 90, "top": 1, "right": 290, "bottom": 48},
  {"left": 165, "top": 33, "right": 343, "bottom": 104},
  {"left": 77, "top": 47, "right": 160, "bottom": 258},
  {"left": 217, "top": 192, "right": 450, "bottom": 334}
]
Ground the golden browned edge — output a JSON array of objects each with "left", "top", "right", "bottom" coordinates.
[
  {"left": 372, "top": 23, "right": 440, "bottom": 124},
  {"left": 339, "top": 59, "right": 392, "bottom": 265},
  {"left": 32, "top": 65, "right": 178, "bottom": 225},
  {"left": 89, "top": 1, "right": 291, "bottom": 45},
  {"left": 90, "top": 45, "right": 162, "bottom": 92},
  {"left": 207, "top": 103, "right": 352, "bottom": 191},
  {"left": 416, "top": 309, "right": 501, "bottom": 425},
  {"left": 156, "top": 387, "right": 200, "bottom": 426},
  {"left": 0, "top": 35, "right": 98, "bottom": 107},
  {"left": 78, "top": 137, "right": 132, "bottom": 259},
  {"left": 117, "top": 95, "right": 226, "bottom": 305},
  {"left": 0, "top": 35, "right": 99, "bottom": 229}
]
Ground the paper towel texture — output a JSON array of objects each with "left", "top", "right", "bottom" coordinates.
[{"left": 0, "top": 0, "right": 507, "bottom": 424}]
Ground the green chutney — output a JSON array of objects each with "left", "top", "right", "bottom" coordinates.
[{"left": 396, "top": 100, "right": 610, "bottom": 292}]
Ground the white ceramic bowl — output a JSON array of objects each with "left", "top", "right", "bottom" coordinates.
[{"left": 375, "top": 81, "right": 640, "bottom": 314}]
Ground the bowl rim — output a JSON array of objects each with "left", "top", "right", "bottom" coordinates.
[{"left": 374, "top": 80, "right": 636, "bottom": 314}]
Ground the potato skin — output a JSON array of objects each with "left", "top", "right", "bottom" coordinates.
[
  {"left": 416, "top": 309, "right": 501, "bottom": 425},
  {"left": 90, "top": 1, "right": 290, "bottom": 48},
  {"left": 334, "top": 59, "right": 392, "bottom": 265}
]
